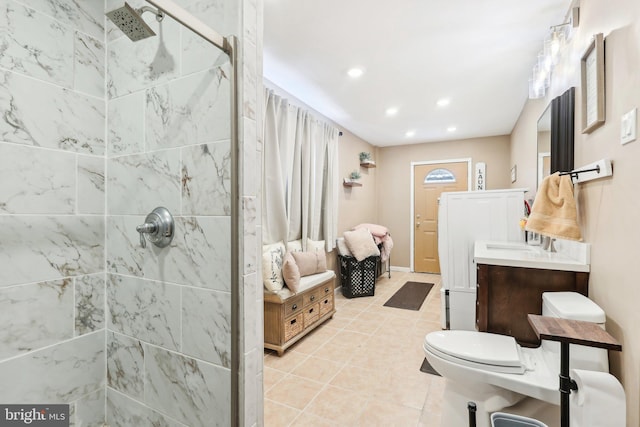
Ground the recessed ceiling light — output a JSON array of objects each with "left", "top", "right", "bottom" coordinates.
[
  {"left": 437, "top": 98, "right": 451, "bottom": 107},
  {"left": 385, "top": 107, "right": 399, "bottom": 116},
  {"left": 447, "top": 126, "right": 457, "bottom": 132},
  {"left": 405, "top": 130, "right": 416, "bottom": 137},
  {"left": 347, "top": 68, "right": 364, "bottom": 78}
]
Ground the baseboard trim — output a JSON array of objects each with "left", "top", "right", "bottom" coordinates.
[{"left": 390, "top": 266, "right": 410, "bottom": 273}]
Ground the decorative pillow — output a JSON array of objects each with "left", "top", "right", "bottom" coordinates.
[
  {"left": 336, "top": 237, "right": 352, "bottom": 257},
  {"left": 353, "top": 223, "right": 389, "bottom": 238},
  {"left": 262, "top": 241, "right": 286, "bottom": 292},
  {"left": 292, "top": 251, "right": 327, "bottom": 277},
  {"left": 306, "top": 238, "right": 325, "bottom": 252},
  {"left": 286, "top": 239, "right": 303, "bottom": 253},
  {"left": 343, "top": 228, "right": 380, "bottom": 262},
  {"left": 282, "top": 252, "right": 301, "bottom": 293}
]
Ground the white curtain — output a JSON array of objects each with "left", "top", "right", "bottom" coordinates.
[{"left": 262, "top": 89, "right": 339, "bottom": 251}]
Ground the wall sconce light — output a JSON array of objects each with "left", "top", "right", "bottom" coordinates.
[{"left": 528, "top": 7, "right": 579, "bottom": 99}]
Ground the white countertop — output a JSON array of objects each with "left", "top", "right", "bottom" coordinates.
[{"left": 474, "top": 240, "right": 590, "bottom": 272}]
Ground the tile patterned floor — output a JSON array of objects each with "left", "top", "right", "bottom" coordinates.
[{"left": 264, "top": 271, "right": 446, "bottom": 427}]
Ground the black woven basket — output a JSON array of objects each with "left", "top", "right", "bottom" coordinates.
[{"left": 338, "top": 255, "right": 378, "bottom": 298}]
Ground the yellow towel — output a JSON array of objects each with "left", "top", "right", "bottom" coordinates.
[{"left": 525, "top": 172, "right": 582, "bottom": 241}]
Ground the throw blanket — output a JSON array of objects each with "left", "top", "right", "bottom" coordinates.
[
  {"left": 353, "top": 223, "right": 394, "bottom": 262},
  {"left": 525, "top": 172, "right": 582, "bottom": 241}
]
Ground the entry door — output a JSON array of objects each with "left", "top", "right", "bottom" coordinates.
[{"left": 413, "top": 162, "right": 468, "bottom": 273}]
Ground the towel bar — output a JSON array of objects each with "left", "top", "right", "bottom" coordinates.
[{"left": 559, "top": 158, "right": 612, "bottom": 184}]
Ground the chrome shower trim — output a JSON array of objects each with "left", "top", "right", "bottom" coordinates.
[
  {"left": 146, "top": 0, "right": 228, "bottom": 52},
  {"left": 227, "top": 34, "right": 241, "bottom": 427},
  {"left": 138, "top": 5, "right": 165, "bottom": 22}
]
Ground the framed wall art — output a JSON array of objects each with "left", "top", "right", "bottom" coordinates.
[{"left": 581, "top": 33, "right": 605, "bottom": 133}]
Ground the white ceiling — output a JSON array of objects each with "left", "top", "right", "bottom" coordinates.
[{"left": 263, "top": 0, "right": 571, "bottom": 147}]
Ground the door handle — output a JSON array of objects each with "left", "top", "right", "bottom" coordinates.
[{"left": 416, "top": 222, "right": 421, "bottom": 228}]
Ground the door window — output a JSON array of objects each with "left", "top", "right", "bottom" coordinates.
[{"left": 424, "top": 168, "right": 456, "bottom": 184}]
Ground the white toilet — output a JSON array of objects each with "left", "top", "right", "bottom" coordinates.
[{"left": 423, "top": 292, "right": 626, "bottom": 427}]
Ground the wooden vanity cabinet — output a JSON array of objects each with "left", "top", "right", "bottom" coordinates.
[{"left": 476, "top": 264, "right": 589, "bottom": 346}]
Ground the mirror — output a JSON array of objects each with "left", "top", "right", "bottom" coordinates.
[
  {"left": 537, "top": 105, "right": 551, "bottom": 188},
  {"left": 536, "top": 87, "right": 575, "bottom": 189}
]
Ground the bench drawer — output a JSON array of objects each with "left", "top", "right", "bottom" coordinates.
[
  {"left": 303, "top": 303, "right": 320, "bottom": 327},
  {"left": 284, "top": 296, "right": 303, "bottom": 317},
  {"left": 319, "top": 294, "right": 334, "bottom": 317},
  {"left": 284, "top": 313, "right": 304, "bottom": 342}
]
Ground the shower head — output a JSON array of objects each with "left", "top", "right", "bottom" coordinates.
[{"left": 106, "top": 2, "right": 165, "bottom": 42}]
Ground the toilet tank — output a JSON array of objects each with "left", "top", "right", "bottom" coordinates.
[{"left": 541, "top": 292, "right": 609, "bottom": 372}]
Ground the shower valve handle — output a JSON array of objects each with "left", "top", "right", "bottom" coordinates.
[
  {"left": 136, "top": 222, "right": 157, "bottom": 248},
  {"left": 136, "top": 207, "right": 174, "bottom": 249}
]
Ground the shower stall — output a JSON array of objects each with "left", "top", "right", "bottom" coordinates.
[{"left": 0, "top": 0, "right": 262, "bottom": 425}]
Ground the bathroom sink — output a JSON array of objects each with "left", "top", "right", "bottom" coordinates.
[
  {"left": 474, "top": 240, "right": 590, "bottom": 272},
  {"left": 484, "top": 243, "right": 535, "bottom": 251}
]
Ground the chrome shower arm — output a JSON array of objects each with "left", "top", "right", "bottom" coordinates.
[{"left": 138, "top": 5, "right": 164, "bottom": 21}]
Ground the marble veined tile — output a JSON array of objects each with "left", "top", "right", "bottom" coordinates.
[
  {"left": 242, "top": 0, "right": 257, "bottom": 45},
  {"left": 106, "top": 388, "right": 187, "bottom": 427},
  {"left": 242, "top": 40, "right": 257, "bottom": 121},
  {"left": 241, "top": 272, "right": 257, "bottom": 352},
  {"left": 145, "top": 345, "right": 231, "bottom": 427},
  {"left": 0, "top": 331, "right": 104, "bottom": 403},
  {"left": 75, "top": 274, "right": 105, "bottom": 336},
  {"left": 181, "top": 34, "right": 227, "bottom": 78},
  {"left": 25, "top": 0, "right": 104, "bottom": 40},
  {"left": 72, "top": 388, "right": 105, "bottom": 427},
  {"left": 0, "top": 70, "right": 105, "bottom": 155},
  {"left": 145, "top": 67, "right": 231, "bottom": 151},
  {"left": 107, "top": 17, "right": 181, "bottom": 98},
  {"left": 143, "top": 216, "right": 231, "bottom": 292},
  {"left": 107, "top": 150, "right": 180, "bottom": 215},
  {"left": 242, "top": 117, "right": 257, "bottom": 197},
  {"left": 0, "top": 279, "right": 73, "bottom": 360},
  {"left": 107, "top": 91, "right": 144, "bottom": 157},
  {"left": 0, "top": 143, "right": 75, "bottom": 214},
  {"left": 107, "top": 274, "right": 180, "bottom": 350},
  {"left": 182, "top": 0, "right": 238, "bottom": 36},
  {"left": 77, "top": 155, "right": 105, "bottom": 215},
  {"left": 182, "top": 287, "right": 231, "bottom": 367},
  {"left": 181, "top": 142, "right": 231, "bottom": 216},
  {"left": 106, "top": 215, "right": 145, "bottom": 277},
  {"left": 107, "top": 331, "right": 144, "bottom": 399},
  {"left": 179, "top": 0, "right": 238, "bottom": 75},
  {"left": 0, "top": 216, "right": 104, "bottom": 287},
  {"left": 243, "top": 197, "right": 257, "bottom": 275},
  {"left": 74, "top": 31, "right": 105, "bottom": 98},
  {"left": 0, "top": 2, "right": 73, "bottom": 87},
  {"left": 241, "top": 347, "right": 259, "bottom": 426}
]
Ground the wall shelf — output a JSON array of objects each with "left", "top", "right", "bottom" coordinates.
[
  {"left": 360, "top": 161, "right": 376, "bottom": 168},
  {"left": 343, "top": 179, "right": 362, "bottom": 187}
]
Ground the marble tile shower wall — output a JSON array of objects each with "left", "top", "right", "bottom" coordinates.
[
  {"left": 0, "top": 0, "right": 260, "bottom": 425},
  {"left": 104, "top": 1, "right": 240, "bottom": 426},
  {"left": 0, "top": 0, "right": 106, "bottom": 426}
]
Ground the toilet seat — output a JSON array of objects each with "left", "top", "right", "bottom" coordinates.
[{"left": 424, "top": 331, "right": 526, "bottom": 374}]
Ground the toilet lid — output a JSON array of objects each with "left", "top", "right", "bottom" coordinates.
[{"left": 425, "top": 331, "right": 524, "bottom": 373}]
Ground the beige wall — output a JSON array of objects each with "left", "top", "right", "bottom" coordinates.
[
  {"left": 338, "top": 132, "right": 379, "bottom": 234},
  {"left": 510, "top": 97, "right": 548, "bottom": 200},
  {"left": 377, "top": 136, "right": 512, "bottom": 268},
  {"left": 510, "top": 0, "right": 640, "bottom": 423}
]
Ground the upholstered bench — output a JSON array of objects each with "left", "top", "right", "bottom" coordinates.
[{"left": 263, "top": 270, "right": 336, "bottom": 356}]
